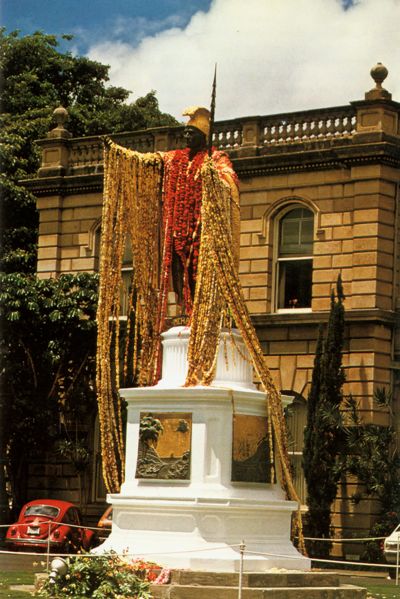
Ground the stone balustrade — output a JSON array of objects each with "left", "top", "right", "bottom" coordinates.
[
  {"left": 258, "top": 105, "right": 357, "bottom": 145},
  {"left": 40, "top": 105, "right": 359, "bottom": 176}
]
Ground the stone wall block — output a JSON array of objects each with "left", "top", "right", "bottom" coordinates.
[
  {"left": 320, "top": 213, "right": 343, "bottom": 227},
  {"left": 239, "top": 260, "right": 250, "bottom": 274},
  {"left": 332, "top": 225, "right": 353, "bottom": 240},
  {"left": 240, "top": 218, "right": 262, "bottom": 233},
  {"left": 246, "top": 300, "right": 268, "bottom": 313},
  {"left": 250, "top": 287, "right": 267, "bottom": 300},
  {"left": 250, "top": 259, "right": 268, "bottom": 272},
  {"left": 332, "top": 254, "right": 353, "bottom": 268}
]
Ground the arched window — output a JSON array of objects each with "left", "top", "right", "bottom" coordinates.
[{"left": 276, "top": 207, "right": 314, "bottom": 311}]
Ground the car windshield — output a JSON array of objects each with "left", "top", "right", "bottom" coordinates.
[{"left": 24, "top": 505, "right": 59, "bottom": 519}]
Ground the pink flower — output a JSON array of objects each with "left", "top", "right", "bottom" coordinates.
[{"left": 154, "top": 568, "right": 171, "bottom": 585}]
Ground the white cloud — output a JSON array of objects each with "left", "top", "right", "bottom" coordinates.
[{"left": 87, "top": 0, "right": 400, "bottom": 122}]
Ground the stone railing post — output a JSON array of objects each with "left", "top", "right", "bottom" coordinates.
[
  {"left": 35, "top": 106, "right": 72, "bottom": 277},
  {"left": 153, "top": 131, "right": 170, "bottom": 152},
  {"left": 238, "top": 117, "right": 261, "bottom": 157},
  {"left": 352, "top": 63, "right": 400, "bottom": 140},
  {"left": 37, "top": 106, "right": 72, "bottom": 178}
]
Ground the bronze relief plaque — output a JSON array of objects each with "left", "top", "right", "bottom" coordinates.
[
  {"left": 135, "top": 412, "right": 192, "bottom": 480},
  {"left": 231, "top": 414, "right": 272, "bottom": 483}
]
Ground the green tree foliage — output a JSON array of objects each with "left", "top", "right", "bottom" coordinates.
[
  {"left": 344, "top": 390, "right": 400, "bottom": 562},
  {"left": 0, "top": 29, "right": 178, "bottom": 511},
  {"left": 303, "top": 275, "right": 346, "bottom": 557},
  {"left": 303, "top": 276, "right": 400, "bottom": 561},
  {"left": 0, "top": 272, "right": 98, "bottom": 508},
  {"left": 0, "top": 28, "right": 177, "bottom": 273}
]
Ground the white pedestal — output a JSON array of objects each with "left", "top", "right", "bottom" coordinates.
[{"left": 96, "top": 327, "right": 310, "bottom": 572}]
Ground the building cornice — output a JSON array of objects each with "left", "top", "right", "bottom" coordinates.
[
  {"left": 233, "top": 138, "right": 400, "bottom": 178},
  {"left": 22, "top": 137, "right": 400, "bottom": 197},
  {"left": 252, "top": 308, "right": 399, "bottom": 328},
  {"left": 22, "top": 174, "right": 103, "bottom": 197}
]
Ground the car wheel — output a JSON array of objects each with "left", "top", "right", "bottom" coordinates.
[{"left": 90, "top": 533, "right": 101, "bottom": 549}]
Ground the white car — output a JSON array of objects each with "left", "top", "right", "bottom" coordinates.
[{"left": 384, "top": 524, "right": 400, "bottom": 575}]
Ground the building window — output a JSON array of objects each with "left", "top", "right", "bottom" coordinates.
[
  {"left": 93, "top": 226, "right": 101, "bottom": 272},
  {"left": 92, "top": 416, "right": 107, "bottom": 503},
  {"left": 284, "top": 394, "right": 307, "bottom": 505},
  {"left": 276, "top": 207, "right": 314, "bottom": 311},
  {"left": 94, "top": 229, "right": 133, "bottom": 318},
  {"left": 120, "top": 238, "right": 133, "bottom": 318}
]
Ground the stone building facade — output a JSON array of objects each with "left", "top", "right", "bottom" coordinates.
[{"left": 23, "top": 64, "right": 400, "bottom": 552}]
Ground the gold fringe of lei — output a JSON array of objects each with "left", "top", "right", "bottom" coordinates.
[
  {"left": 186, "top": 157, "right": 306, "bottom": 553},
  {"left": 96, "top": 140, "right": 162, "bottom": 492}
]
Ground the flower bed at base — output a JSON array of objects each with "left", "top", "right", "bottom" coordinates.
[{"left": 35, "top": 552, "right": 170, "bottom": 598}]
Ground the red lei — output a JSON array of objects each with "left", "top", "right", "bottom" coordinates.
[{"left": 159, "top": 148, "right": 206, "bottom": 325}]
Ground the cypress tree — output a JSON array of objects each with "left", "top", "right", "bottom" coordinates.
[{"left": 302, "top": 274, "right": 346, "bottom": 557}]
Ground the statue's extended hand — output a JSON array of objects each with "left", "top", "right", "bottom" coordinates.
[{"left": 101, "top": 135, "right": 113, "bottom": 148}]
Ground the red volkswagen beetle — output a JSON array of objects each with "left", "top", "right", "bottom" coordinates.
[{"left": 5, "top": 499, "right": 98, "bottom": 553}]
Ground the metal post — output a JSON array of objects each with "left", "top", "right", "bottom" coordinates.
[
  {"left": 238, "top": 540, "right": 245, "bottom": 599},
  {"left": 396, "top": 532, "right": 399, "bottom": 586},
  {"left": 47, "top": 521, "right": 51, "bottom": 572},
  {"left": 0, "top": 396, "right": 10, "bottom": 544}
]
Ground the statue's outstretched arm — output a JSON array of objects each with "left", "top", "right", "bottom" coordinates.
[{"left": 101, "top": 135, "right": 163, "bottom": 166}]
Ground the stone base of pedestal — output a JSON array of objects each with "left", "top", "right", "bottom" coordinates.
[
  {"left": 95, "top": 383, "right": 309, "bottom": 571},
  {"left": 94, "top": 327, "right": 310, "bottom": 572},
  {"left": 97, "top": 492, "right": 308, "bottom": 571}
]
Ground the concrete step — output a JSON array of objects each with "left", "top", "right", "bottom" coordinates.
[
  {"left": 151, "top": 583, "right": 366, "bottom": 599},
  {"left": 151, "top": 571, "right": 367, "bottom": 599},
  {"left": 170, "top": 570, "right": 341, "bottom": 588}
]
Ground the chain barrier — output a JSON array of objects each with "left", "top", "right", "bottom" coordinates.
[
  {"left": 300, "top": 535, "right": 387, "bottom": 542},
  {"left": 0, "top": 521, "right": 105, "bottom": 531},
  {"left": 1, "top": 524, "right": 400, "bottom": 594},
  {"left": 0, "top": 521, "right": 390, "bottom": 541}
]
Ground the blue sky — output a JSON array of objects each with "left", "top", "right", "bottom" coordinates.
[
  {"left": 2, "top": 0, "right": 399, "bottom": 121},
  {"left": 2, "top": 1, "right": 213, "bottom": 54}
]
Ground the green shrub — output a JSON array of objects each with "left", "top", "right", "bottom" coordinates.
[{"left": 36, "top": 552, "right": 152, "bottom": 598}]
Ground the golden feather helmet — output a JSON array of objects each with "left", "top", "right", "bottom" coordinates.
[{"left": 182, "top": 106, "right": 211, "bottom": 138}]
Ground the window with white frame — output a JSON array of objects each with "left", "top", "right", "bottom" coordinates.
[
  {"left": 276, "top": 207, "right": 314, "bottom": 311},
  {"left": 120, "top": 238, "right": 133, "bottom": 318}
]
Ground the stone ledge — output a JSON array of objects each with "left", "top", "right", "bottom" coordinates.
[
  {"left": 171, "top": 570, "right": 341, "bottom": 587},
  {"left": 150, "top": 581, "right": 366, "bottom": 599}
]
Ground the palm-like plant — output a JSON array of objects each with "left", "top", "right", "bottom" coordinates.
[{"left": 139, "top": 415, "right": 164, "bottom": 449}]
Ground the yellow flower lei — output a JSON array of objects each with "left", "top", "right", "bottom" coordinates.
[
  {"left": 187, "top": 157, "right": 305, "bottom": 552},
  {"left": 97, "top": 141, "right": 162, "bottom": 492}
]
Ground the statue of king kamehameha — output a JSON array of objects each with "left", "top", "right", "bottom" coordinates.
[
  {"left": 96, "top": 98, "right": 304, "bottom": 552},
  {"left": 164, "top": 106, "right": 240, "bottom": 315},
  {"left": 97, "top": 104, "right": 240, "bottom": 393}
]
